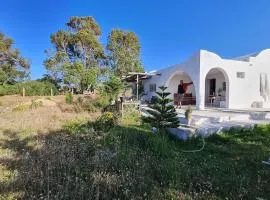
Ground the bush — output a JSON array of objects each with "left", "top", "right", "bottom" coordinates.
[
  {"left": 29, "top": 100, "right": 43, "bottom": 109},
  {"left": 121, "top": 107, "right": 141, "bottom": 125},
  {"left": 94, "top": 112, "right": 117, "bottom": 132},
  {"left": 73, "top": 97, "right": 99, "bottom": 113},
  {"left": 0, "top": 81, "right": 59, "bottom": 96},
  {"left": 65, "top": 92, "right": 73, "bottom": 104},
  {"left": 63, "top": 120, "right": 94, "bottom": 135}
]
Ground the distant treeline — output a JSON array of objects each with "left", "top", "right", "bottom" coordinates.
[{"left": 0, "top": 81, "right": 59, "bottom": 96}]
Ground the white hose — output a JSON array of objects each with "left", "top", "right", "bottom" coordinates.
[
  {"left": 180, "top": 137, "right": 206, "bottom": 153},
  {"left": 180, "top": 129, "right": 206, "bottom": 153}
]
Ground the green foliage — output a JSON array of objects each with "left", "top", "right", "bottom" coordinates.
[
  {"left": 103, "top": 73, "right": 123, "bottom": 102},
  {"left": 0, "top": 31, "right": 30, "bottom": 84},
  {"left": 73, "top": 97, "right": 99, "bottom": 113},
  {"left": 44, "top": 16, "right": 105, "bottom": 92},
  {"left": 0, "top": 81, "right": 59, "bottom": 96},
  {"left": 63, "top": 62, "right": 100, "bottom": 92},
  {"left": 185, "top": 106, "right": 192, "bottom": 120},
  {"left": 0, "top": 84, "right": 19, "bottom": 96},
  {"left": 37, "top": 74, "right": 61, "bottom": 89},
  {"left": 107, "top": 29, "right": 144, "bottom": 77},
  {"left": 29, "top": 100, "right": 43, "bottom": 110},
  {"left": 94, "top": 112, "right": 117, "bottom": 132},
  {"left": 142, "top": 86, "right": 180, "bottom": 131},
  {"left": 65, "top": 92, "right": 73, "bottom": 104},
  {"left": 63, "top": 120, "right": 94, "bottom": 135},
  {"left": 121, "top": 107, "right": 141, "bottom": 125}
]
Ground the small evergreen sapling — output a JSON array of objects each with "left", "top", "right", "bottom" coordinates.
[{"left": 142, "top": 86, "right": 180, "bottom": 132}]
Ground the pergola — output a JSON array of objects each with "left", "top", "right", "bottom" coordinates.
[{"left": 122, "top": 72, "right": 161, "bottom": 100}]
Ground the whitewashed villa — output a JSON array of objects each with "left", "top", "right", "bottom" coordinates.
[{"left": 143, "top": 49, "right": 270, "bottom": 110}]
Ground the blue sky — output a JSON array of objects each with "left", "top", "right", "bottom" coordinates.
[{"left": 1, "top": 0, "right": 270, "bottom": 79}]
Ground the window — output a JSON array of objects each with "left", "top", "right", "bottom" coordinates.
[
  {"left": 222, "top": 82, "right": 226, "bottom": 91},
  {"left": 237, "top": 72, "right": 245, "bottom": 78},
  {"left": 149, "top": 84, "right": 156, "bottom": 92}
]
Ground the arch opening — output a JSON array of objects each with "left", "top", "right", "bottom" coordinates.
[
  {"left": 204, "top": 68, "right": 229, "bottom": 108},
  {"left": 166, "top": 71, "right": 196, "bottom": 106}
]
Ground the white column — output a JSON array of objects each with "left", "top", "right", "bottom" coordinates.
[{"left": 196, "top": 82, "right": 205, "bottom": 110}]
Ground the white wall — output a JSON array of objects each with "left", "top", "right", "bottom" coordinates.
[
  {"left": 144, "top": 48, "right": 270, "bottom": 109},
  {"left": 200, "top": 49, "right": 270, "bottom": 109},
  {"left": 144, "top": 51, "right": 201, "bottom": 107}
]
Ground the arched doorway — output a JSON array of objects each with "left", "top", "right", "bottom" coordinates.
[
  {"left": 166, "top": 71, "right": 196, "bottom": 106},
  {"left": 205, "top": 68, "right": 229, "bottom": 108}
]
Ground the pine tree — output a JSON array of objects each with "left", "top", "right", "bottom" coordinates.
[{"left": 142, "top": 86, "right": 180, "bottom": 132}]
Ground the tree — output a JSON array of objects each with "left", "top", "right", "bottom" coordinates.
[
  {"left": 142, "top": 86, "right": 180, "bottom": 132},
  {"left": 107, "top": 29, "right": 144, "bottom": 77},
  {"left": 37, "top": 74, "right": 62, "bottom": 89},
  {"left": 0, "top": 31, "right": 30, "bottom": 84},
  {"left": 44, "top": 16, "right": 105, "bottom": 92},
  {"left": 103, "top": 73, "right": 124, "bottom": 102}
]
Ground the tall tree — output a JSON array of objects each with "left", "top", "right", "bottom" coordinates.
[
  {"left": 107, "top": 29, "right": 144, "bottom": 77},
  {"left": 0, "top": 31, "right": 30, "bottom": 84},
  {"left": 44, "top": 16, "right": 105, "bottom": 92}
]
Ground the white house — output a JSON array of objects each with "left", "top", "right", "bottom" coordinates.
[{"left": 143, "top": 49, "right": 270, "bottom": 110}]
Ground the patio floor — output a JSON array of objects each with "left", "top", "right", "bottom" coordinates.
[{"left": 173, "top": 107, "right": 270, "bottom": 139}]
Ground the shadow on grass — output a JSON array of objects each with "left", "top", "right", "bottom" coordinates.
[{"left": 0, "top": 124, "right": 270, "bottom": 199}]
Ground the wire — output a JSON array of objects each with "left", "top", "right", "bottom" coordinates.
[{"left": 180, "top": 137, "right": 206, "bottom": 153}]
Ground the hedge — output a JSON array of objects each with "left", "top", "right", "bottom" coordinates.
[{"left": 0, "top": 81, "right": 59, "bottom": 96}]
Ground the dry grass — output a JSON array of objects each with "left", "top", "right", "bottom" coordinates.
[
  {"left": 0, "top": 95, "right": 99, "bottom": 134},
  {"left": 0, "top": 95, "right": 101, "bottom": 199}
]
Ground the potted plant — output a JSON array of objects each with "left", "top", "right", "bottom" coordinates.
[{"left": 185, "top": 106, "right": 192, "bottom": 125}]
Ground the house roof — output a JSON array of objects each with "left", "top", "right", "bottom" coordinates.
[{"left": 122, "top": 72, "right": 162, "bottom": 82}]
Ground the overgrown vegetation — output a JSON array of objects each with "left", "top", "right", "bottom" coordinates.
[
  {"left": 0, "top": 81, "right": 59, "bottom": 96},
  {"left": 65, "top": 92, "right": 73, "bottom": 104},
  {"left": 1, "top": 96, "right": 269, "bottom": 199},
  {"left": 93, "top": 111, "right": 117, "bottom": 132}
]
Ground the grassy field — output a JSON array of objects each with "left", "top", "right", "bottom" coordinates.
[{"left": 0, "top": 95, "right": 270, "bottom": 199}]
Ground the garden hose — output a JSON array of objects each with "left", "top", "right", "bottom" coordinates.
[
  {"left": 180, "top": 129, "right": 206, "bottom": 153},
  {"left": 180, "top": 137, "right": 206, "bottom": 153}
]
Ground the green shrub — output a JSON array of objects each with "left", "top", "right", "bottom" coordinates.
[
  {"left": 73, "top": 97, "right": 99, "bottom": 113},
  {"left": 65, "top": 92, "right": 73, "bottom": 104},
  {"left": 29, "top": 100, "right": 43, "bottom": 109},
  {"left": 63, "top": 120, "right": 94, "bottom": 135},
  {"left": 121, "top": 107, "right": 141, "bottom": 125},
  {"left": 0, "top": 84, "right": 19, "bottom": 96},
  {"left": 94, "top": 112, "right": 117, "bottom": 132},
  {"left": 77, "top": 96, "right": 83, "bottom": 105},
  {"left": 94, "top": 91, "right": 110, "bottom": 109},
  {"left": 0, "top": 81, "right": 59, "bottom": 96},
  {"left": 82, "top": 99, "right": 98, "bottom": 112}
]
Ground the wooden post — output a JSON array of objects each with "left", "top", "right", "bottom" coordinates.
[
  {"left": 50, "top": 88, "right": 53, "bottom": 97},
  {"left": 136, "top": 74, "right": 139, "bottom": 101},
  {"left": 22, "top": 87, "right": 25, "bottom": 97}
]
